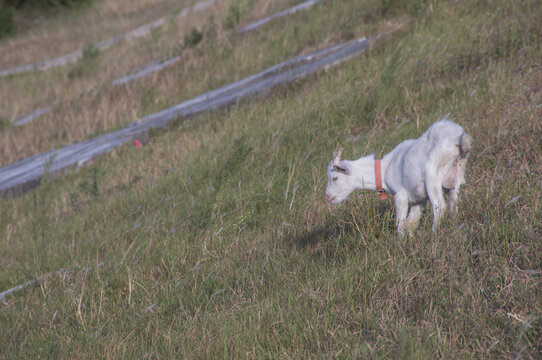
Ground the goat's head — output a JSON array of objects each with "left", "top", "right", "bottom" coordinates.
[{"left": 325, "top": 147, "right": 355, "bottom": 204}]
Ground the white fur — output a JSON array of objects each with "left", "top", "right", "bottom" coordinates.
[{"left": 325, "top": 117, "right": 472, "bottom": 235}]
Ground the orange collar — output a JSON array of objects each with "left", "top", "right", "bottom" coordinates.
[{"left": 374, "top": 159, "right": 387, "bottom": 200}]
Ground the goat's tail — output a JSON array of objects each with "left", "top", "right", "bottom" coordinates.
[{"left": 459, "top": 132, "right": 473, "bottom": 157}]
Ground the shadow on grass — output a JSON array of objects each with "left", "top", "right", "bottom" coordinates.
[
  {"left": 291, "top": 198, "right": 396, "bottom": 249},
  {"left": 293, "top": 222, "right": 346, "bottom": 248}
]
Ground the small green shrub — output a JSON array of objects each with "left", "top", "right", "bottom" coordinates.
[
  {"left": 379, "top": 0, "right": 428, "bottom": 16},
  {"left": 183, "top": 27, "right": 203, "bottom": 48},
  {"left": 81, "top": 43, "right": 99, "bottom": 60},
  {"left": 223, "top": 0, "right": 254, "bottom": 29},
  {"left": 0, "top": 116, "right": 10, "bottom": 131},
  {"left": 224, "top": 4, "right": 241, "bottom": 29},
  {"left": 0, "top": 5, "right": 15, "bottom": 39},
  {"left": 67, "top": 44, "right": 99, "bottom": 79},
  {"left": 78, "top": 168, "right": 101, "bottom": 199}
]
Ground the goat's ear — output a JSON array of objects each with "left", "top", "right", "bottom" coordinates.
[
  {"left": 333, "top": 161, "right": 350, "bottom": 175},
  {"left": 332, "top": 147, "right": 349, "bottom": 174}
]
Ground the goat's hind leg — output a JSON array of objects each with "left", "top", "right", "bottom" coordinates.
[{"left": 407, "top": 203, "right": 423, "bottom": 235}]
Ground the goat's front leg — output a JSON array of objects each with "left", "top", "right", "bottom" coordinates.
[
  {"left": 449, "top": 186, "right": 460, "bottom": 219},
  {"left": 449, "top": 158, "right": 468, "bottom": 218},
  {"left": 426, "top": 176, "right": 446, "bottom": 232},
  {"left": 394, "top": 191, "right": 409, "bottom": 236}
]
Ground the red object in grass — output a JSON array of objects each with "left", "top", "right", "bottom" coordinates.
[{"left": 134, "top": 139, "right": 142, "bottom": 147}]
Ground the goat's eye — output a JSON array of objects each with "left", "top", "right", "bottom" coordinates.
[{"left": 332, "top": 177, "right": 338, "bottom": 182}]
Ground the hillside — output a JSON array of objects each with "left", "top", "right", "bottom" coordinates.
[{"left": 0, "top": 0, "right": 541, "bottom": 358}]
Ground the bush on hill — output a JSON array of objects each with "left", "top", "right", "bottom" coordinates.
[
  {"left": 0, "top": 5, "right": 14, "bottom": 39},
  {"left": 2, "top": 0, "right": 91, "bottom": 9},
  {"left": 0, "top": 0, "right": 93, "bottom": 39}
]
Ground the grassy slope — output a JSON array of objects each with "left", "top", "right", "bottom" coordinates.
[
  {"left": 1, "top": 0, "right": 541, "bottom": 358},
  {"left": 0, "top": 0, "right": 361, "bottom": 166}
]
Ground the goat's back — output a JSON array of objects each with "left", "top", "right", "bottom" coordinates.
[
  {"left": 423, "top": 119, "right": 466, "bottom": 147},
  {"left": 384, "top": 118, "right": 469, "bottom": 202}
]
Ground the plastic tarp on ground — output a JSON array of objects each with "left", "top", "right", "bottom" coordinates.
[{"left": 0, "top": 37, "right": 371, "bottom": 196}]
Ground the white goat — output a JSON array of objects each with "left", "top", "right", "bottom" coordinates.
[{"left": 325, "top": 117, "right": 472, "bottom": 235}]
